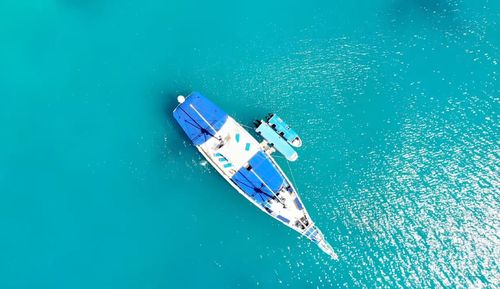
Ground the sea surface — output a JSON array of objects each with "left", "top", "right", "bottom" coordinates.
[{"left": 1, "top": 0, "right": 499, "bottom": 288}]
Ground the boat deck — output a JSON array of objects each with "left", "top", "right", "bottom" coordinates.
[
  {"left": 173, "top": 92, "right": 337, "bottom": 259},
  {"left": 199, "top": 117, "right": 261, "bottom": 178},
  {"left": 199, "top": 118, "right": 311, "bottom": 231}
]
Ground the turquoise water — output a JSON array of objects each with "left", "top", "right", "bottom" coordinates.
[{"left": 1, "top": 0, "right": 499, "bottom": 288}]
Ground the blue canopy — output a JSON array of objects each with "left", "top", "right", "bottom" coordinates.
[
  {"left": 173, "top": 92, "right": 228, "bottom": 145},
  {"left": 231, "top": 151, "right": 285, "bottom": 204}
]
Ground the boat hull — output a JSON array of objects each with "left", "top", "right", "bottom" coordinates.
[{"left": 173, "top": 92, "right": 337, "bottom": 259}]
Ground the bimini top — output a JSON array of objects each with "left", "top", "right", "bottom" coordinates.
[
  {"left": 173, "top": 92, "right": 228, "bottom": 146},
  {"left": 231, "top": 151, "right": 285, "bottom": 204}
]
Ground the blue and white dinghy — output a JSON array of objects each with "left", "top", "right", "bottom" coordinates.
[
  {"left": 173, "top": 92, "right": 337, "bottom": 259},
  {"left": 265, "top": 113, "right": 303, "bottom": 148},
  {"left": 254, "top": 120, "right": 298, "bottom": 162}
]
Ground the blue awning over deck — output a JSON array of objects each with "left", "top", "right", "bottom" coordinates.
[
  {"left": 231, "top": 151, "right": 285, "bottom": 204},
  {"left": 173, "top": 92, "right": 228, "bottom": 145}
]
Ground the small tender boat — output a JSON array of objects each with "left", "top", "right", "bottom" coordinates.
[
  {"left": 266, "top": 113, "right": 302, "bottom": 147},
  {"left": 254, "top": 120, "right": 298, "bottom": 162},
  {"left": 173, "top": 92, "right": 337, "bottom": 259}
]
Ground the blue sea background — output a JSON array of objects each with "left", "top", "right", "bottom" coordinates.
[{"left": 1, "top": 0, "right": 499, "bottom": 288}]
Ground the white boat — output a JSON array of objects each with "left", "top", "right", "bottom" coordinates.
[{"left": 173, "top": 92, "right": 337, "bottom": 259}]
